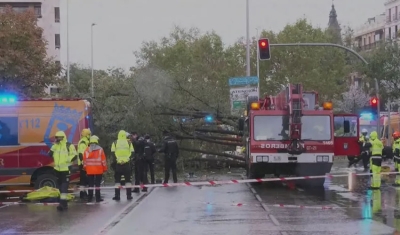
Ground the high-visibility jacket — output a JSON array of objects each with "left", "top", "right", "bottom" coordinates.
[
  {"left": 83, "top": 145, "right": 108, "bottom": 175},
  {"left": 77, "top": 137, "right": 90, "bottom": 165},
  {"left": 49, "top": 132, "right": 77, "bottom": 172},
  {"left": 111, "top": 130, "right": 134, "bottom": 164},
  {"left": 369, "top": 131, "right": 383, "bottom": 156}
]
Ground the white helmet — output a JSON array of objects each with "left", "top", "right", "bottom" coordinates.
[{"left": 361, "top": 128, "right": 368, "bottom": 133}]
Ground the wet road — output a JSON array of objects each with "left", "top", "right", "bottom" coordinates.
[
  {"left": 0, "top": 190, "right": 150, "bottom": 235},
  {"left": 1, "top": 160, "right": 400, "bottom": 235}
]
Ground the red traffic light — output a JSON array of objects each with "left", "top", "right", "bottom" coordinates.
[
  {"left": 259, "top": 39, "right": 268, "bottom": 48},
  {"left": 258, "top": 38, "right": 271, "bottom": 60},
  {"left": 370, "top": 97, "right": 378, "bottom": 106}
]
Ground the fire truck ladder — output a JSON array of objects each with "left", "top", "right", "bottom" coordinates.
[{"left": 287, "top": 84, "right": 305, "bottom": 155}]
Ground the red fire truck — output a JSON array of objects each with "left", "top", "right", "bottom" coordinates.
[
  {"left": 238, "top": 84, "right": 361, "bottom": 186},
  {"left": 0, "top": 97, "right": 93, "bottom": 189}
]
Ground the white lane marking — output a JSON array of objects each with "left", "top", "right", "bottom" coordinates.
[
  {"left": 269, "top": 214, "right": 280, "bottom": 226},
  {"left": 261, "top": 203, "right": 271, "bottom": 212},
  {"left": 250, "top": 188, "right": 256, "bottom": 194},
  {"left": 255, "top": 194, "right": 262, "bottom": 202},
  {"left": 0, "top": 205, "right": 8, "bottom": 209}
]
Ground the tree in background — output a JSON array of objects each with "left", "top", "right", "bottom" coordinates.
[
  {"left": 335, "top": 85, "right": 369, "bottom": 113},
  {"left": 0, "top": 6, "right": 60, "bottom": 97},
  {"left": 59, "top": 19, "right": 355, "bottom": 166},
  {"left": 359, "top": 41, "right": 400, "bottom": 109}
]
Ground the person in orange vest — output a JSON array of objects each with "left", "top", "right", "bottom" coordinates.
[{"left": 83, "top": 135, "right": 107, "bottom": 202}]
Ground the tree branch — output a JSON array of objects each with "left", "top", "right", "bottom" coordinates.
[
  {"left": 173, "top": 133, "right": 241, "bottom": 146},
  {"left": 195, "top": 128, "right": 241, "bottom": 136},
  {"left": 179, "top": 147, "right": 245, "bottom": 161}
]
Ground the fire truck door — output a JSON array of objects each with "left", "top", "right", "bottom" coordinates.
[{"left": 333, "top": 114, "right": 360, "bottom": 156}]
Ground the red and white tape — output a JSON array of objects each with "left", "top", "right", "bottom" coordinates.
[
  {"left": 0, "top": 201, "right": 108, "bottom": 206},
  {"left": 0, "top": 171, "right": 397, "bottom": 194}
]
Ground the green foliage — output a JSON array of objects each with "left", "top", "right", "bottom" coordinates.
[
  {"left": 0, "top": 6, "right": 60, "bottom": 97},
  {"left": 358, "top": 41, "right": 400, "bottom": 103},
  {"left": 60, "top": 19, "right": 354, "bottom": 158}
]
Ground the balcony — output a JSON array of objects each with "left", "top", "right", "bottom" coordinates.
[
  {"left": 354, "top": 15, "right": 386, "bottom": 37},
  {"left": 385, "top": 0, "right": 399, "bottom": 6},
  {"left": 358, "top": 41, "right": 383, "bottom": 51}
]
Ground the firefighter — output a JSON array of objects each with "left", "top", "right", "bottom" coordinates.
[
  {"left": 111, "top": 130, "right": 134, "bottom": 200},
  {"left": 349, "top": 129, "right": 370, "bottom": 170},
  {"left": 392, "top": 131, "right": 400, "bottom": 187},
  {"left": 143, "top": 134, "right": 156, "bottom": 191},
  {"left": 132, "top": 135, "right": 146, "bottom": 193},
  {"left": 77, "top": 128, "right": 91, "bottom": 199},
  {"left": 48, "top": 131, "right": 77, "bottom": 211},
  {"left": 159, "top": 131, "right": 179, "bottom": 184},
  {"left": 83, "top": 135, "right": 107, "bottom": 203},
  {"left": 369, "top": 131, "right": 384, "bottom": 189}
]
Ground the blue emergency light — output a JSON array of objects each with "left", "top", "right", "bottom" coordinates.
[
  {"left": 360, "top": 112, "right": 373, "bottom": 121},
  {"left": 0, "top": 95, "right": 17, "bottom": 104},
  {"left": 205, "top": 115, "right": 214, "bottom": 122}
]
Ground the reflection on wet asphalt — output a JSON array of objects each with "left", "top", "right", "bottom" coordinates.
[
  {"left": 1, "top": 161, "right": 400, "bottom": 235},
  {"left": 0, "top": 190, "right": 144, "bottom": 235}
]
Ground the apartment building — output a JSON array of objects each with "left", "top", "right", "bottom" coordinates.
[
  {"left": 0, "top": 0, "right": 61, "bottom": 94},
  {"left": 385, "top": 0, "right": 400, "bottom": 40},
  {"left": 354, "top": 14, "right": 385, "bottom": 51}
]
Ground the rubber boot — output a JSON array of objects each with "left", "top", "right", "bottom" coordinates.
[
  {"left": 112, "top": 189, "right": 120, "bottom": 201},
  {"left": 95, "top": 190, "right": 103, "bottom": 203},
  {"left": 132, "top": 187, "right": 140, "bottom": 193},
  {"left": 57, "top": 200, "right": 68, "bottom": 211},
  {"left": 142, "top": 187, "right": 147, "bottom": 192},
  {"left": 87, "top": 190, "right": 93, "bottom": 202},
  {"left": 127, "top": 188, "right": 133, "bottom": 200},
  {"left": 80, "top": 191, "right": 87, "bottom": 199}
]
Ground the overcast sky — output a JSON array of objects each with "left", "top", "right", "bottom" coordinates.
[{"left": 59, "top": 0, "right": 385, "bottom": 70}]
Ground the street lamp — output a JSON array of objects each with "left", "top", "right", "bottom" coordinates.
[
  {"left": 245, "top": 0, "right": 250, "bottom": 76},
  {"left": 91, "top": 23, "right": 96, "bottom": 98},
  {"left": 66, "top": 0, "right": 70, "bottom": 85}
]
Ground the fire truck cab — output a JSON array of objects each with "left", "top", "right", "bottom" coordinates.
[{"left": 238, "top": 84, "right": 360, "bottom": 187}]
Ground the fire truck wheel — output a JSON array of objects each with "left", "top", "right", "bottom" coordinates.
[{"left": 34, "top": 173, "right": 58, "bottom": 189}]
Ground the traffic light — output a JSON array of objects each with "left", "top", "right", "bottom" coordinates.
[
  {"left": 370, "top": 97, "right": 378, "bottom": 108},
  {"left": 258, "top": 38, "right": 271, "bottom": 60}
]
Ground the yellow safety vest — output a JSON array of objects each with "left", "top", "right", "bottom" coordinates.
[
  {"left": 370, "top": 139, "right": 383, "bottom": 156},
  {"left": 111, "top": 140, "right": 133, "bottom": 164},
  {"left": 77, "top": 137, "right": 89, "bottom": 165},
  {"left": 51, "top": 142, "right": 76, "bottom": 171}
]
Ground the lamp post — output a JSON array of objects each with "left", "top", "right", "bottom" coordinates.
[
  {"left": 91, "top": 23, "right": 96, "bottom": 98},
  {"left": 66, "top": 0, "right": 70, "bottom": 85},
  {"left": 245, "top": 0, "right": 250, "bottom": 76}
]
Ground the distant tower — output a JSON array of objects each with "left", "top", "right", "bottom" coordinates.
[{"left": 327, "top": 4, "right": 342, "bottom": 44}]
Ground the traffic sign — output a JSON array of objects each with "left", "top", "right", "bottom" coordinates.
[{"left": 228, "top": 76, "right": 259, "bottom": 86}]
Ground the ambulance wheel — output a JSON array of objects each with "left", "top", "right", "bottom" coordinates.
[{"left": 34, "top": 174, "right": 58, "bottom": 189}]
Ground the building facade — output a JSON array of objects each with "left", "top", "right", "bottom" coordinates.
[
  {"left": 0, "top": 0, "right": 61, "bottom": 94},
  {"left": 354, "top": 14, "right": 385, "bottom": 51},
  {"left": 385, "top": 0, "right": 400, "bottom": 40}
]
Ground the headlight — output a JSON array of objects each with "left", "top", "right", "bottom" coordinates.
[
  {"left": 323, "top": 156, "right": 329, "bottom": 162},
  {"left": 256, "top": 156, "right": 262, "bottom": 162},
  {"left": 316, "top": 155, "right": 329, "bottom": 162},
  {"left": 316, "top": 156, "right": 323, "bottom": 162},
  {"left": 256, "top": 156, "right": 269, "bottom": 162},
  {"left": 262, "top": 156, "right": 269, "bottom": 162}
]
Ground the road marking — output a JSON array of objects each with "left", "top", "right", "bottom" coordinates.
[
  {"left": 250, "top": 187, "right": 256, "bottom": 194},
  {"left": 261, "top": 203, "right": 271, "bottom": 212},
  {"left": 0, "top": 205, "right": 8, "bottom": 209},
  {"left": 255, "top": 194, "right": 262, "bottom": 202},
  {"left": 95, "top": 188, "right": 156, "bottom": 235},
  {"left": 269, "top": 214, "right": 280, "bottom": 226}
]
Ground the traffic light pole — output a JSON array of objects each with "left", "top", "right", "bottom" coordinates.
[{"left": 269, "top": 43, "right": 380, "bottom": 133}]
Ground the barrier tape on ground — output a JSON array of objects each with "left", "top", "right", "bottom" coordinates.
[
  {"left": 0, "top": 201, "right": 108, "bottom": 206},
  {"left": 0, "top": 171, "right": 397, "bottom": 194}
]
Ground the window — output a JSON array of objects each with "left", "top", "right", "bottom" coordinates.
[
  {"left": 334, "top": 116, "right": 358, "bottom": 137},
  {"left": 55, "top": 60, "right": 61, "bottom": 68},
  {"left": 33, "top": 6, "right": 41, "bottom": 17},
  {"left": 0, "top": 4, "right": 41, "bottom": 18},
  {"left": 0, "top": 117, "right": 19, "bottom": 146},
  {"left": 302, "top": 116, "right": 331, "bottom": 140},
  {"left": 55, "top": 34, "right": 60, "bottom": 49},
  {"left": 253, "top": 115, "right": 331, "bottom": 141},
  {"left": 54, "top": 7, "right": 60, "bottom": 22},
  {"left": 360, "top": 125, "right": 377, "bottom": 137}
]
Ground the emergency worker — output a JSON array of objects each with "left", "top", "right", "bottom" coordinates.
[
  {"left": 83, "top": 135, "right": 107, "bottom": 202},
  {"left": 349, "top": 129, "right": 370, "bottom": 170},
  {"left": 77, "top": 128, "right": 91, "bottom": 199},
  {"left": 159, "top": 131, "right": 179, "bottom": 184},
  {"left": 132, "top": 135, "right": 146, "bottom": 193},
  {"left": 142, "top": 134, "right": 156, "bottom": 191},
  {"left": 48, "top": 131, "right": 77, "bottom": 211},
  {"left": 392, "top": 131, "right": 400, "bottom": 186},
  {"left": 369, "top": 131, "right": 384, "bottom": 189},
  {"left": 111, "top": 130, "right": 134, "bottom": 200}
]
